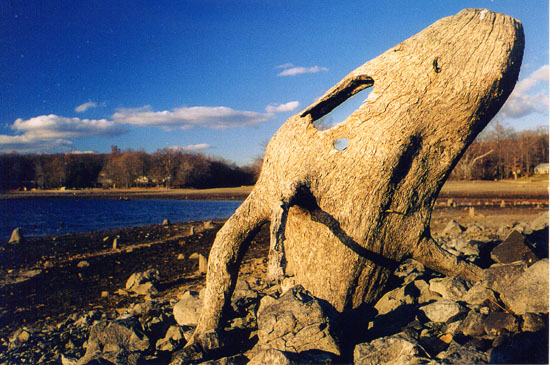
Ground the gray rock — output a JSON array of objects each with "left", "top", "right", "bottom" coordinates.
[
  {"left": 280, "top": 276, "right": 299, "bottom": 293},
  {"left": 500, "top": 259, "right": 549, "bottom": 315},
  {"left": 442, "top": 237, "right": 480, "bottom": 257},
  {"left": 459, "top": 311, "right": 486, "bottom": 337},
  {"left": 131, "top": 300, "right": 158, "bottom": 317},
  {"left": 520, "top": 313, "right": 546, "bottom": 333},
  {"left": 489, "top": 330, "right": 549, "bottom": 364},
  {"left": 60, "top": 354, "right": 79, "bottom": 365},
  {"left": 9, "top": 327, "right": 30, "bottom": 347},
  {"left": 354, "top": 332, "right": 429, "bottom": 365},
  {"left": 374, "top": 286, "right": 415, "bottom": 315},
  {"left": 76, "top": 261, "right": 90, "bottom": 268},
  {"left": 248, "top": 348, "right": 333, "bottom": 365},
  {"left": 189, "top": 253, "right": 208, "bottom": 274},
  {"left": 412, "top": 279, "right": 442, "bottom": 304},
  {"left": 201, "top": 354, "right": 249, "bottom": 365},
  {"left": 155, "top": 325, "right": 186, "bottom": 352},
  {"left": 77, "top": 317, "right": 149, "bottom": 365},
  {"left": 8, "top": 227, "right": 24, "bottom": 244},
  {"left": 436, "top": 342, "right": 488, "bottom": 363},
  {"left": 429, "top": 276, "right": 472, "bottom": 301},
  {"left": 257, "top": 294, "right": 277, "bottom": 316},
  {"left": 248, "top": 349, "right": 293, "bottom": 365},
  {"left": 442, "top": 219, "right": 466, "bottom": 235},
  {"left": 394, "top": 258, "right": 425, "bottom": 278},
  {"left": 198, "top": 254, "right": 208, "bottom": 274},
  {"left": 461, "top": 282, "right": 498, "bottom": 307},
  {"left": 125, "top": 269, "right": 160, "bottom": 295},
  {"left": 231, "top": 279, "right": 260, "bottom": 315},
  {"left": 529, "top": 211, "right": 549, "bottom": 232},
  {"left": 419, "top": 300, "right": 461, "bottom": 323},
  {"left": 170, "top": 330, "right": 221, "bottom": 364},
  {"left": 483, "top": 312, "right": 519, "bottom": 336},
  {"left": 255, "top": 285, "right": 340, "bottom": 356},
  {"left": 511, "top": 221, "right": 529, "bottom": 234},
  {"left": 173, "top": 291, "right": 202, "bottom": 326},
  {"left": 490, "top": 230, "right": 538, "bottom": 265},
  {"left": 483, "top": 262, "right": 526, "bottom": 294},
  {"left": 465, "top": 223, "right": 484, "bottom": 235}
]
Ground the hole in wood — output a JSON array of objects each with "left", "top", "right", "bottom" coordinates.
[
  {"left": 333, "top": 138, "right": 349, "bottom": 151},
  {"left": 313, "top": 87, "right": 372, "bottom": 131}
]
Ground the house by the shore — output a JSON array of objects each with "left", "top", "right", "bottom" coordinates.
[{"left": 534, "top": 163, "right": 549, "bottom": 175}]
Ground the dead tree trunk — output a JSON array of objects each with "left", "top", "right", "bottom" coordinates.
[{"left": 185, "top": 8, "right": 524, "bottom": 355}]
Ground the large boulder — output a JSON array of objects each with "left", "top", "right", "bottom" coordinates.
[
  {"left": 499, "top": 259, "right": 549, "bottom": 315},
  {"left": 77, "top": 317, "right": 150, "bottom": 365},
  {"left": 482, "top": 262, "right": 526, "bottom": 294},
  {"left": 173, "top": 291, "right": 201, "bottom": 326},
  {"left": 255, "top": 285, "right": 340, "bottom": 356},
  {"left": 490, "top": 230, "right": 538, "bottom": 265}
]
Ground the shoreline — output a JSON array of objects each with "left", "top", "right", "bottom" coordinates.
[
  {"left": 1, "top": 180, "right": 548, "bottom": 202},
  {"left": 0, "top": 186, "right": 253, "bottom": 201}
]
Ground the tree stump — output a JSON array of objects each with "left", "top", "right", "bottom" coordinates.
[{"left": 186, "top": 8, "right": 524, "bottom": 355}]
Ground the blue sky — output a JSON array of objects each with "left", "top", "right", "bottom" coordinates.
[{"left": 1, "top": 1, "right": 548, "bottom": 165}]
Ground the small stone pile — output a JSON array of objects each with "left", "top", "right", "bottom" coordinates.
[{"left": 1, "top": 212, "right": 548, "bottom": 364}]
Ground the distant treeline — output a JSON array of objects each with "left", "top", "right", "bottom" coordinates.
[
  {"left": 1, "top": 123, "right": 548, "bottom": 190},
  {"left": 0, "top": 147, "right": 262, "bottom": 190},
  {"left": 450, "top": 122, "right": 548, "bottom": 180}
]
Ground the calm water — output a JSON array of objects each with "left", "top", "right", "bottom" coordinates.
[{"left": 1, "top": 198, "right": 242, "bottom": 241}]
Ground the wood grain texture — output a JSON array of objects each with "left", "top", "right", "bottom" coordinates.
[{"left": 186, "top": 8, "right": 524, "bottom": 353}]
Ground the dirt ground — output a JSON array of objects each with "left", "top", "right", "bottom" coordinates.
[
  {"left": 2, "top": 179, "right": 548, "bottom": 201},
  {"left": 0, "top": 180, "right": 547, "bottom": 339}
]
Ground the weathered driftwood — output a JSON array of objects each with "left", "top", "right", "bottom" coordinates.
[{"left": 185, "top": 8, "right": 524, "bottom": 355}]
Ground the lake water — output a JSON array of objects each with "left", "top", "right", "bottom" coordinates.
[{"left": 0, "top": 198, "right": 243, "bottom": 241}]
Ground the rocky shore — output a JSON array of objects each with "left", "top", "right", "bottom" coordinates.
[{"left": 1, "top": 205, "right": 548, "bottom": 364}]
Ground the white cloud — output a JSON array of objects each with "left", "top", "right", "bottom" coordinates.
[
  {"left": 12, "top": 114, "right": 126, "bottom": 138},
  {"left": 168, "top": 144, "right": 211, "bottom": 152},
  {"left": 498, "top": 65, "right": 549, "bottom": 119},
  {"left": 111, "top": 105, "right": 274, "bottom": 130},
  {"left": 0, "top": 134, "right": 74, "bottom": 153},
  {"left": 0, "top": 114, "right": 126, "bottom": 153},
  {"left": 75, "top": 101, "right": 98, "bottom": 113},
  {"left": 275, "top": 63, "right": 295, "bottom": 69},
  {"left": 265, "top": 101, "right": 300, "bottom": 113},
  {"left": 277, "top": 65, "right": 328, "bottom": 77},
  {"left": 68, "top": 150, "right": 98, "bottom": 154}
]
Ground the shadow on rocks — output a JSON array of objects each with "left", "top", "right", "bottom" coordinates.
[{"left": 490, "top": 329, "right": 549, "bottom": 364}]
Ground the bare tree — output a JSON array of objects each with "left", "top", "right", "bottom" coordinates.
[{"left": 452, "top": 148, "right": 493, "bottom": 180}]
